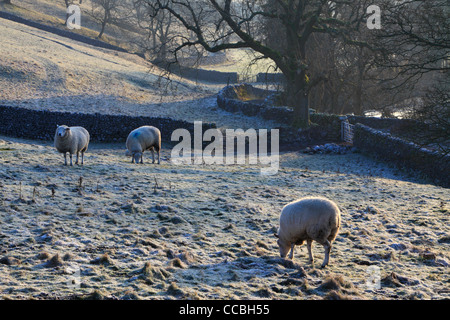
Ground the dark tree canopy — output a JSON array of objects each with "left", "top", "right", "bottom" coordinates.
[{"left": 141, "top": 0, "right": 372, "bottom": 128}]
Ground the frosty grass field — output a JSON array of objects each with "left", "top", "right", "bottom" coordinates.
[{"left": 0, "top": 13, "right": 449, "bottom": 300}]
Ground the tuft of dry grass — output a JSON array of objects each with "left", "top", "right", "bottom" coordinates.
[
  {"left": 36, "top": 252, "right": 51, "bottom": 260},
  {"left": 121, "top": 290, "right": 141, "bottom": 300},
  {"left": 169, "top": 258, "right": 187, "bottom": 269},
  {"left": 167, "top": 282, "right": 184, "bottom": 297},
  {"left": 317, "top": 274, "right": 355, "bottom": 293},
  {"left": 140, "top": 261, "right": 170, "bottom": 283},
  {"left": 381, "top": 272, "right": 418, "bottom": 287},
  {"left": 82, "top": 289, "right": 106, "bottom": 300},
  {"left": 177, "top": 250, "right": 197, "bottom": 265},
  {"left": 324, "top": 290, "right": 353, "bottom": 300},
  {"left": 0, "top": 256, "right": 20, "bottom": 266},
  {"left": 253, "top": 287, "right": 272, "bottom": 298},
  {"left": 45, "top": 254, "right": 64, "bottom": 268},
  {"left": 90, "top": 253, "right": 113, "bottom": 265}
]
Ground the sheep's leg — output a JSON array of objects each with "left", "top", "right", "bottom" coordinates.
[
  {"left": 140, "top": 153, "right": 144, "bottom": 164},
  {"left": 75, "top": 152, "right": 79, "bottom": 165},
  {"left": 81, "top": 152, "right": 84, "bottom": 165},
  {"left": 321, "top": 240, "right": 332, "bottom": 268},
  {"left": 307, "top": 239, "right": 314, "bottom": 264},
  {"left": 155, "top": 146, "right": 160, "bottom": 164},
  {"left": 288, "top": 244, "right": 295, "bottom": 260},
  {"left": 64, "top": 153, "right": 68, "bottom": 166},
  {"left": 151, "top": 148, "right": 155, "bottom": 164},
  {"left": 69, "top": 153, "right": 73, "bottom": 166}
]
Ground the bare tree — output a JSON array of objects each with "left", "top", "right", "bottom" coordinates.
[
  {"left": 140, "top": 0, "right": 371, "bottom": 128},
  {"left": 90, "top": 0, "right": 122, "bottom": 38},
  {"left": 306, "top": 33, "right": 356, "bottom": 115},
  {"left": 133, "top": 0, "right": 174, "bottom": 63},
  {"left": 371, "top": 0, "right": 449, "bottom": 109},
  {"left": 373, "top": 0, "right": 449, "bottom": 141},
  {"left": 411, "top": 78, "right": 449, "bottom": 154},
  {"left": 376, "top": 0, "right": 449, "bottom": 84},
  {"left": 303, "top": 0, "right": 449, "bottom": 120}
]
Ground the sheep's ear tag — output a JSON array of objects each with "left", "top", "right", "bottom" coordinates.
[{"left": 274, "top": 233, "right": 279, "bottom": 238}]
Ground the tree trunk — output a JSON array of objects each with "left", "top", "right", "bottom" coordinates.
[
  {"left": 98, "top": 21, "right": 106, "bottom": 39},
  {"left": 64, "top": 0, "right": 70, "bottom": 24},
  {"left": 286, "top": 72, "right": 310, "bottom": 128},
  {"left": 293, "top": 93, "right": 310, "bottom": 128},
  {"left": 98, "top": 9, "right": 109, "bottom": 39},
  {"left": 354, "top": 54, "right": 365, "bottom": 116},
  {"left": 354, "top": 80, "right": 363, "bottom": 116}
]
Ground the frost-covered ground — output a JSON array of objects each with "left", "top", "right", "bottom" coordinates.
[{"left": 0, "top": 137, "right": 449, "bottom": 300}]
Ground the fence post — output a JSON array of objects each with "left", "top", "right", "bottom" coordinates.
[{"left": 340, "top": 116, "right": 354, "bottom": 144}]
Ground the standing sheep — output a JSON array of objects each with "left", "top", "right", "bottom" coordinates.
[
  {"left": 54, "top": 125, "right": 90, "bottom": 166},
  {"left": 274, "top": 197, "right": 341, "bottom": 268},
  {"left": 125, "top": 126, "right": 161, "bottom": 164}
]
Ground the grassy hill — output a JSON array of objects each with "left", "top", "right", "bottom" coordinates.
[{"left": 0, "top": 0, "right": 134, "bottom": 52}]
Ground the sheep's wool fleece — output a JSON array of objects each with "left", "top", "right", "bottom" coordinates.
[
  {"left": 279, "top": 197, "right": 340, "bottom": 242},
  {"left": 54, "top": 126, "right": 90, "bottom": 153},
  {"left": 126, "top": 126, "right": 160, "bottom": 153}
]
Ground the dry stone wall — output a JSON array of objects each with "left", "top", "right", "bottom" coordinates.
[
  {"left": 0, "top": 105, "right": 216, "bottom": 143},
  {"left": 354, "top": 123, "right": 449, "bottom": 187}
]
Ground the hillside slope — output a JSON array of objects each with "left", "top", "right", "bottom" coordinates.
[{"left": 0, "top": 16, "right": 281, "bottom": 131}]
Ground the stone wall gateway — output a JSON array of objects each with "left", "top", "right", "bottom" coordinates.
[{"left": 217, "top": 84, "right": 343, "bottom": 142}]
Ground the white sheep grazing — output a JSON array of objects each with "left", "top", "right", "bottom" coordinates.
[
  {"left": 54, "top": 125, "right": 90, "bottom": 166},
  {"left": 125, "top": 125, "right": 161, "bottom": 164},
  {"left": 274, "top": 197, "right": 341, "bottom": 268}
]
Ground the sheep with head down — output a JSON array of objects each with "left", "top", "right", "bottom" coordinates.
[
  {"left": 274, "top": 197, "right": 341, "bottom": 268},
  {"left": 126, "top": 125, "right": 161, "bottom": 164},
  {"left": 54, "top": 125, "right": 90, "bottom": 166}
]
